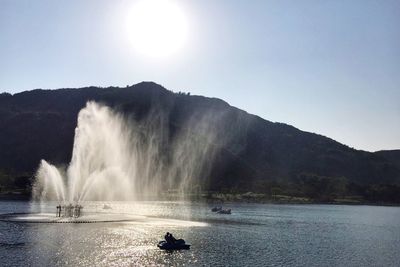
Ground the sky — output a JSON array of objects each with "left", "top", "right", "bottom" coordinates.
[{"left": 0, "top": 0, "right": 399, "bottom": 152}]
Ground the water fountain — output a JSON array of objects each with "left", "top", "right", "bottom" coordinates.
[
  {"left": 1, "top": 101, "right": 225, "bottom": 223},
  {"left": 33, "top": 102, "right": 135, "bottom": 204}
]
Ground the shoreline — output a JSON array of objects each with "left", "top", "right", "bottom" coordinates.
[{"left": 0, "top": 193, "right": 399, "bottom": 207}]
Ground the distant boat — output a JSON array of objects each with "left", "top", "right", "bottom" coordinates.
[
  {"left": 103, "top": 204, "right": 112, "bottom": 209},
  {"left": 217, "top": 209, "right": 231, "bottom": 214}
]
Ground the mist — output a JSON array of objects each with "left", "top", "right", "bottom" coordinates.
[{"left": 32, "top": 101, "right": 229, "bottom": 202}]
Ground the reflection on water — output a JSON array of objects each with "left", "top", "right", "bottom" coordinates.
[{"left": 0, "top": 201, "right": 400, "bottom": 266}]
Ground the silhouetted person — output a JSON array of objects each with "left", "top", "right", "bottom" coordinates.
[
  {"left": 170, "top": 233, "right": 177, "bottom": 243},
  {"left": 56, "top": 205, "right": 61, "bottom": 217},
  {"left": 165, "top": 232, "right": 172, "bottom": 244},
  {"left": 75, "top": 204, "right": 82, "bottom": 217},
  {"left": 62, "top": 205, "right": 67, "bottom": 217},
  {"left": 74, "top": 205, "right": 78, "bottom": 217},
  {"left": 164, "top": 232, "right": 177, "bottom": 244}
]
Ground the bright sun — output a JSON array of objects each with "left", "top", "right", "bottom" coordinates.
[{"left": 126, "top": 0, "right": 188, "bottom": 58}]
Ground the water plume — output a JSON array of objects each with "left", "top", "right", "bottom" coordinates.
[
  {"left": 33, "top": 102, "right": 134, "bottom": 202},
  {"left": 32, "top": 100, "right": 228, "bottom": 203}
]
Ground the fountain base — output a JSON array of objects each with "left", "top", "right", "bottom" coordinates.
[{"left": 0, "top": 212, "right": 146, "bottom": 224}]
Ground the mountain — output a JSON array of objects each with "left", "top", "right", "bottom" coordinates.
[
  {"left": 375, "top": 150, "right": 400, "bottom": 170},
  {"left": 0, "top": 82, "right": 399, "bottom": 203}
]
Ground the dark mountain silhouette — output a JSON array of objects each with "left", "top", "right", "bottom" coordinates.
[
  {"left": 0, "top": 82, "right": 399, "bottom": 202},
  {"left": 375, "top": 150, "right": 400, "bottom": 170}
]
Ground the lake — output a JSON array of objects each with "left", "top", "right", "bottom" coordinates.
[{"left": 0, "top": 201, "right": 399, "bottom": 266}]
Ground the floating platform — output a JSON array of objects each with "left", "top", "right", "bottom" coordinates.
[{"left": 0, "top": 212, "right": 147, "bottom": 224}]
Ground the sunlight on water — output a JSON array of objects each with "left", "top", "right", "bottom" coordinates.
[{"left": 4, "top": 201, "right": 208, "bottom": 227}]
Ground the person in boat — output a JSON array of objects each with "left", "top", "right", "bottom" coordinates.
[
  {"left": 170, "top": 233, "right": 177, "bottom": 243},
  {"left": 165, "top": 232, "right": 171, "bottom": 244},
  {"left": 165, "top": 232, "right": 177, "bottom": 244}
]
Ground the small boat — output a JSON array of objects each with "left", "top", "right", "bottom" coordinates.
[
  {"left": 157, "top": 239, "right": 191, "bottom": 250},
  {"left": 211, "top": 206, "right": 222, "bottom": 212},
  {"left": 217, "top": 209, "right": 231, "bottom": 214},
  {"left": 103, "top": 204, "right": 112, "bottom": 209}
]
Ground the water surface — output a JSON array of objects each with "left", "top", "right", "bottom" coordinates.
[{"left": 0, "top": 201, "right": 399, "bottom": 266}]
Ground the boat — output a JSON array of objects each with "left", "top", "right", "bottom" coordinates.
[
  {"left": 217, "top": 208, "right": 231, "bottom": 214},
  {"left": 103, "top": 204, "right": 112, "bottom": 209},
  {"left": 157, "top": 239, "right": 191, "bottom": 250}
]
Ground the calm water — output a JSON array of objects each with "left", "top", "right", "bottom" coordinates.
[{"left": 0, "top": 201, "right": 399, "bottom": 266}]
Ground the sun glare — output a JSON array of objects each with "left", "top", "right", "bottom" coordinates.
[{"left": 126, "top": 0, "right": 188, "bottom": 58}]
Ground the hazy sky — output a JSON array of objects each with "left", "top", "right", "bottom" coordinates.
[{"left": 0, "top": 0, "right": 399, "bottom": 152}]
